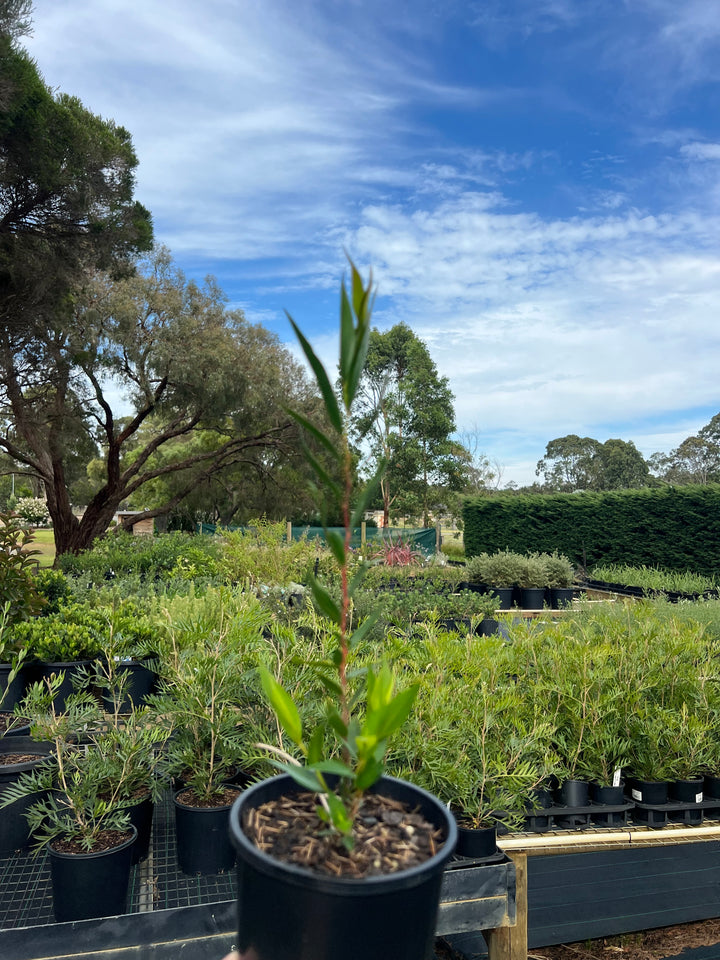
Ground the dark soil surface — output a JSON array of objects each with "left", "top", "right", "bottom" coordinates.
[
  {"left": 530, "top": 919, "right": 720, "bottom": 960},
  {"left": 244, "top": 789, "right": 444, "bottom": 878},
  {"left": 175, "top": 786, "right": 240, "bottom": 808},
  {"left": 50, "top": 828, "right": 133, "bottom": 855}
]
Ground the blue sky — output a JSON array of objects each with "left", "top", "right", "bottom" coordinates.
[{"left": 25, "top": 0, "right": 720, "bottom": 487}]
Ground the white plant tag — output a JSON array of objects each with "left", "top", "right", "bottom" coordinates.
[
  {"left": 631, "top": 788, "right": 642, "bottom": 801},
  {"left": 612, "top": 768, "right": 622, "bottom": 787},
  {"left": 696, "top": 792, "right": 703, "bottom": 803}
]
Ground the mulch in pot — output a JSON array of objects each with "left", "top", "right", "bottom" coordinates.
[{"left": 243, "top": 790, "right": 444, "bottom": 879}]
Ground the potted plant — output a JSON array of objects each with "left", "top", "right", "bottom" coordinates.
[
  {"left": 472, "top": 551, "right": 525, "bottom": 609},
  {"left": 545, "top": 551, "right": 576, "bottom": 609},
  {"left": 148, "top": 588, "right": 266, "bottom": 875},
  {"left": 228, "top": 263, "right": 456, "bottom": 960},
  {"left": 0, "top": 676, "right": 148, "bottom": 921},
  {"left": 517, "top": 553, "right": 548, "bottom": 610}
]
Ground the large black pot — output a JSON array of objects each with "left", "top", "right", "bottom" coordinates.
[
  {"left": 0, "top": 662, "right": 27, "bottom": 710},
  {"left": 0, "top": 736, "right": 52, "bottom": 855},
  {"left": 48, "top": 826, "right": 137, "bottom": 922},
  {"left": 229, "top": 774, "right": 457, "bottom": 960},
  {"left": 520, "top": 587, "right": 547, "bottom": 610},
  {"left": 628, "top": 778, "right": 669, "bottom": 804},
  {"left": 669, "top": 778, "right": 704, "bottom": 803},
  {"left": 549, "top": 587, "right": 574, "bottom": 610},
  {"left": 102, "top": 659, "right": 158, "bottom": 713},
  {"left": 490, "top": 587, "right": 514, "bottom": 610},
  {"left": 26, "top": 661, "right": 95, "bottom": 710},
  {"left": 555, "top": 779, "right": 590, "bottom": 807},
  {"left": 174, "top": 786, "right": 240, "bottom": 875}
]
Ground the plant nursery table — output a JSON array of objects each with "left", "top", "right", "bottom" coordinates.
[
  {"left": 450, "top": 820, "right": 720, "bottom": 960},
  {"left": 0, "top": 788, "right": 517, "bottom": 960}
]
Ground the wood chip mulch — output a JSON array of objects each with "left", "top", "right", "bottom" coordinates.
[
  {"left": 0, "top": 753, "right": 38, "bottom": 764},
  {"left": 243, "top": 790, "right": 444, "bottom": 879},
  {"left": 532, "top": 919, "right": 720, "bottom": 960}
]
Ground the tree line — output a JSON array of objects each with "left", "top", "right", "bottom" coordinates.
[{"left": 532, "top": 417, "right": 720, "bottom": 493}]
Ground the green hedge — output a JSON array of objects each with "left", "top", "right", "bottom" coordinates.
[{"left": 462, "top": 485, "right": 720, "bottom": 576}]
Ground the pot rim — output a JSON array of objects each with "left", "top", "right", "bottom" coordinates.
[
  {"left": 229, "top": 773, "right": 457, "bottom": 894},
  {"left": 48, "top": 824, "right": 137, "bottom": 861},
  {"left": 173, "top": 784, "right": 240, "bottom": 811}
]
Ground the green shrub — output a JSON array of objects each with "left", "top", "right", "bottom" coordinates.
[{"left": 0, "top": 513, "right": 44, "bottom": 625}]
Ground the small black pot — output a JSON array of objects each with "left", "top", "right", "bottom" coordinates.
[
  {"left": 556, "top": 779, "right": 590, "bottom": 807},
  {"left": 49, "top": 826, "right": 137, "bottom": 922},
  {"left": 704, "top": 773, "right": 720, "bottom": 799},
  {"left": 174, "top": 786, "right": 240, "bottom": 875},
  {"left": 590, "top": 782, "right": 625, "bottom": 805},
  {"left": 0, "top": 711, "right": 30, "bottom": 737},
  {"left": 229, "top": 774, "right": 456, "bottom": 960},
  {"left": 549, "top": 587, "right": 574, "bottom": 609},
  {"left": 127, "top": 794, "right": 154, "bottom": 864},
  {"left": 0, "top": 736, "right": 52, "bottom": 855},
  {"left": 454, "top": 821, "right": 498, "bottom": 861},
  {"left": 670, "top": 778, "right": 704, "bottom": 804},
  {"left": 628, "top": 778, "right": 669, "bottom": 804}
]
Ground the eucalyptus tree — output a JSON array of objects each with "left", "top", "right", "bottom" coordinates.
[{"left": 352, "top": 323, "right": 465, "bottom": 526}]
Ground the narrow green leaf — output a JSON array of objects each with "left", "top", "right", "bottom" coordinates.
[
  {"left": 325, "top": 529, "right": 346, "bottom": 568},
  {"left": 287, "top": 313, "right": 343, "bottom": 433},
  {"left": 307, "top": 726, "right": 324, "bottom": 765},
  {"left": 327, "top": 708, "right": 348, "bottom": 739},
  {"left": 282, "top": 764, "right": 327, "bottom": 793},
  {"left": 302, "top": 444, "right": 342, "bottom": 503},
  {"left": 355, "top": 757, "right": 384, "bottom": 792},
  {"left": 350, "top": 458, "right": 387, "bottom": 529},
  {"left": 310, "top": 759, "right": 355, "bottom": 778},
  {"left": 316, "top": 671, "right": 342, "bottom": 699},
  {"left": 347, "top": 610, "right": 381, "bottom": 651},
  {"left": 339, "top": 281, "right": 354, "bottom": 393},
  {"left": 258, "top": 665, "right": 304, "bottom": 747},
  {"left": 325, "top": 791, "right": 353, "bottom": 836},
  {"left": 285, "top": 407, "right": 341, "bottom": 461},
  {"left": 365, "top": 684, "right": 419, "bottom": 740},
  {"left": 308, "top": 577, "right": 341, "bottom": 624}
]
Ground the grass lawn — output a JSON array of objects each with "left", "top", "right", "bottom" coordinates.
[{"left": 29, "top": 527, "right": 55, "bottom": 567}]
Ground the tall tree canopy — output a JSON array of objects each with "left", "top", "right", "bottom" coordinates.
[
  {"left": 353, "top": 323, "right": 466, "bottom": 526},
  {"left": 649, "top": 413, "right": 720, "bottom": 485},
  {"left": 0, "top": 247, "right": 314, "bottom": 554},
  {"left": 536, "top": 435, "right": 649, "bottom": 492}
]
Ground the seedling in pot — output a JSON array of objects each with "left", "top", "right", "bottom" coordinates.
[{"left": 259, "top": 260, "right": 418, "bottom": 847}]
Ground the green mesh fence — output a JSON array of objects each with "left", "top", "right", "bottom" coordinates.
[{"left": 196, "top": 524, "right": 438, "bottom": 556}]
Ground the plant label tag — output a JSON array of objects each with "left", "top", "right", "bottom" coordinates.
[
  {"left": 631, "top": 788, "right": 642, "bottom": 801},
  {"left": 612, "top": 768, "right": 621, "bottom": 787},
  {"left": 696, "top": 792, "right": 703, "bottom": 803}
]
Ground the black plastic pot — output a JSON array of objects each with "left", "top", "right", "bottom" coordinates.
[
  {"left": 174, "top": 786, "right": 240, "bottom": 875},
  {"left": 670, "top": 778, "right": 704, "bottom": 804},
  {"left": 229, "top": 774, "right": 457, "bottom": 960},
  {"left": 704, "top": 773, "right": 720, "bottom": 799},
  {"left": 454, "top": 821, "right": 498, "bottom": 861},
  {"left": 628, "top": 778, "right": 669, "bottom": 804},
  {"left": 26, "top": 661, "right": 95, "bottom": 710},
  {"left": 0, "top": 736, "right": 52, "bottom": 856},
  {"left": 590, "top": 782, "right": 625, "bottom": 805},
  {"left": 0, "top": 711, "right": 30, "bottom": 737},
  {"left": 0, "top": 663, "right": 27, "bottom": 710},
  {"left": 520, "top": 587, "right": 546, "bottom": 610},
  {"left": 102, "top": 659, "right": 157, "bottom": 713},
  {"left": 48, "top": 826, "right": 137, "bottom": 922},
  {"left": 127, "top": 794, "right": 154, "bottom": 864},
  {"left": 556, "top": 779, "right": 590, "bottom": 807},
  {"left": 491, "top": 587, "right": 514, "bottom": 610},
  {"left": 549, "top": 587, "right": 574, "bottom": 609}
]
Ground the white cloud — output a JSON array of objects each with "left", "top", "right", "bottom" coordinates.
[{"left": 681, "top": 142, "right": 720, "bottom": 161}]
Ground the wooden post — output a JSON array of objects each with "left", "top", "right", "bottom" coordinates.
[
  {"left": 286, "top": 520, "right": 292, "bottom": 544},
  {"left": 361, "top": 521, "right": 366, "bottom": 547},
  {"left": 483, "top": 852, "right": 527, "bottom": 960}
]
